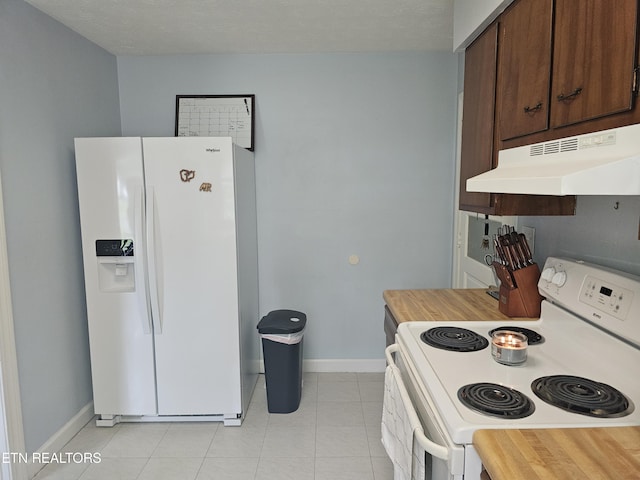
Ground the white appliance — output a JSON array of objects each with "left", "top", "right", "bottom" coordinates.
[
  {"left": 385, "top": 257, "right": 640, "bottom": 479},
  {"left": 74, "top": 136, "right": 259, "bottom": 426},
  {"left": 466, "top": 123, "right": 640, "bottom": 196}
]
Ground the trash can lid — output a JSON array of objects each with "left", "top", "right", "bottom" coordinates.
[{"left": 257, "top": 309, "right": 307, "bottom": 334}]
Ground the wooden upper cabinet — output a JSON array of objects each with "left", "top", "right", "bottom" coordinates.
[
  {"left": 459, "top": 20, "right": 576, "bottom": 216},
  {"left": 497, "top": 0, "right": 553, "bottom": 141},
  {"left": 459, "top": 23, "right": 498, "bottom": 213},
  {"left": 458, "top": 0, "right": 639, "bottom": 216},
  {"left": 550, "top": 0, "right": 638, "bottom": 128}
]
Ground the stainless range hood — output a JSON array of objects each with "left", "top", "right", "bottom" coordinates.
[{"left": 466, "top": 124, "right": 640, "bottom": 196}]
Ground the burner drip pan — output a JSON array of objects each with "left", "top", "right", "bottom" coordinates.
[
  {"left": 531, "top": 375, "right": 633, "bottom": 418},
  {"left": 457, "top": 383, "right": 535, "bottom": 419},
  {"left": 488, "top": 326, "right": 544, "bottom": 345},
  {"left": 420, "top": 327, "right": 489, "bottom": 352}
]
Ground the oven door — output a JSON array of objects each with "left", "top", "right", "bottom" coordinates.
[{"left": 385, "top": 344, "right": 465, "bottom": 480}]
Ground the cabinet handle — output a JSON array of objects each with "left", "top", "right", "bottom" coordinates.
[
  {"left": 523, "top": 102, "right": 543, "bottom": 114},
  {"left": 557, "top": 87, "right": 583, "bottom": 102}
]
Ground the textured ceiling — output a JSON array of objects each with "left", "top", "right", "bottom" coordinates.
[{"left": 24, "top": 0, "right": 454, "bottom": 55}]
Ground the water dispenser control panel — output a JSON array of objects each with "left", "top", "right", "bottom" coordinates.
[
  {"left": 96, "top": 239, "right": 135, "bottom": 292},
  {"left": 96, "top": 239, "right": 134, "bottom": 257}
]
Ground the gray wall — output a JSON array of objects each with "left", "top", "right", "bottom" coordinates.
[
  {"left": 521, "top": 196, "right": 640, "bottom": 276},
  {"left": 118, "top": 53, "right": 459, "bottom": 359},
  {"left": 0, "top": 0, "right": 121, "bottom": 452}
]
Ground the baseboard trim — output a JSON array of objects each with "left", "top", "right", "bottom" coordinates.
[
  {"left": 259, "top": 358, "right": 385, "bottom": 374},
  {"left": 303, "top": 359, "right": 386, "bottom": 372},
  {"left": 28, "top": 402, "right": 94, "bottom": 479}
]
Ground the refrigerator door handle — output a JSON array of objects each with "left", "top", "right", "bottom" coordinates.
[
  {"left": 146, "top": 186, "right": 164, "bottom": 334},
  {"left": 135, "top": 187, "right": 152, "bottom": 334}
]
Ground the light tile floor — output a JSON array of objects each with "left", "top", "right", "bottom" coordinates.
[{"left": 33, "top": 372, "right": 393, "bottom": 480}]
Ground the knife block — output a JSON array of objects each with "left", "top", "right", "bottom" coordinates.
[{"left": 498, "top": 264, "right": 543, "bottom": 318}]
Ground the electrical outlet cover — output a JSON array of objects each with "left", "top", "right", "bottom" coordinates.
[{"left": 522, "top": 226, "right": 535, "bottom": 255}]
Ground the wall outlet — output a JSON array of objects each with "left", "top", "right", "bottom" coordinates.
[{"left": 521, "top": 226, "right": 536, "bottom": 255}]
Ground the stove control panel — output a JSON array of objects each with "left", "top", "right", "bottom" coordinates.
[
  {"left": 579, "top": 275, "right": 633, "bottom": 320},
  {"left": 539, "top": 257, "right": 640, "bottom": 346}
]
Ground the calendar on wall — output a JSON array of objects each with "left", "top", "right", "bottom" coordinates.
[{"left": 175, "top": 95, "right": 255, "bottom": 151}]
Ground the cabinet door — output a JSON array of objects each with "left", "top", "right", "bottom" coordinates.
[
  {"left": 459, "top": 23, "right": 498, "bottom": 213},
  {"left": 497, "top": 0, "right": 553, "bottom": 140},
  {"left": 551, "top": 0, "right": 638, "bottom": 128}
]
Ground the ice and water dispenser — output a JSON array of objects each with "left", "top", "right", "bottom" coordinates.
[{"left": 96, "top": 239, "right": 135, "bottom": 292}]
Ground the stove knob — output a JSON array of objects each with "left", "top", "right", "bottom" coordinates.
[
  {"left": 551, "top": 271, "right": 567, "bottom": 287},
  {"left": 541, "top": 267, "right": 556, "bottom": 282}
]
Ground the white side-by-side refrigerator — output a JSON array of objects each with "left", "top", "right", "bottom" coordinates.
[{"left": 74, "top": 136, "right": 259, "bottom": 426}]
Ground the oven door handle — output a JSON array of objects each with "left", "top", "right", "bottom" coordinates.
[{"left": 385, "top": 344, "right": 450, "bottom": 461}]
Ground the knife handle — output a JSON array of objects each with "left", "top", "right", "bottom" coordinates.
[
  {"left": 505, "top": 241, "right": 521, "bottom": 270},
  {"left": 519, "top": 233, "right": 534, "bottom": 264},
  {"left": 513, "top": 240, "right": 528, "bottom": 267},
  {"left": 508, "top": 231, "right": 527, "bottom": 268},
  {"left": 493, "top": 236, "right": 507, "bottom": 266},
  {"left": 498, "top": 236, "right": 514, "bottom": 269}
]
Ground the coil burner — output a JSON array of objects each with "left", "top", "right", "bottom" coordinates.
[
  {"left": 457, "top": 383, "right": 535, "bottom": 419},
  {"left": 420, "top": 327, "right": 489, "bottom": 352},
  {"left": 488, "top": 326, "right": 544, "bottom": 345},
  {"left": 531, "top": 375, "right": 632, "bottom": 418}
]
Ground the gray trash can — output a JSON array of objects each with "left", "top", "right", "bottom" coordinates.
[{"left": 257, "top": 309, "right": 306, "bottom": 413}]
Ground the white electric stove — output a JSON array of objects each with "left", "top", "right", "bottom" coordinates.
[{"left": 386, "top": 257, "right": 640, "bottom": 480}]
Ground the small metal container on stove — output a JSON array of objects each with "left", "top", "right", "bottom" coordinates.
[{"left": 491, "top": 330, "right": 528, "bottom": 365}]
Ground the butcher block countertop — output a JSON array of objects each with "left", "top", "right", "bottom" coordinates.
[
  {"left": 474, "top": 427, "right": 640, "bottom": 480},
  {"left": 383, "top": 289, "right": 639, "bottom": 479},
  {"left": 383, "top": 288, "right": 535, "bottom": 323}
]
